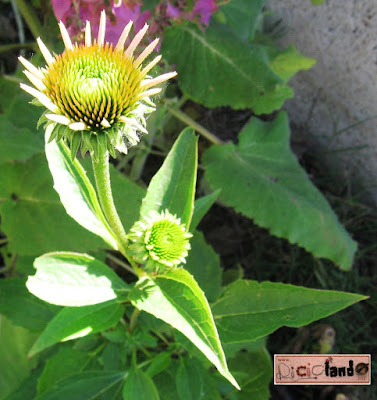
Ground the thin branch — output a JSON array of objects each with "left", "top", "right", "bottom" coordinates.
[{"left": 106, "top": 252, "right": 137, "bottom": 276}]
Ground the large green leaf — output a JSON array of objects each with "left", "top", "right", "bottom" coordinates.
[
  {"left": 203, "top": 112, "right": 357, "bottom": 270},
  {"left": 0, "top": 316, "right": 37, "bottom": 400},
  {"left": 0, "top": 116, "right": 43, "bottom": 164},
  {"left": 34, "top": 371, "right": 125, "bottom": 400},
  {"left": 123, "top": 367, "right": 160, "bottom": 400},
  {"left": 162, "top": 22, "right": 292, "bottom": 113},
  {"left": 0, "top": 154, "right": 107, "bottom": 255},
  {"left": 190, "top": 190, "right": 221, "bottom": 232},
  {"left": 29, "top": 301, "right": 125, "bottom": 356},
  {"left": 129, "top": 269, "right": 239, "bottom": 389},
  {"left": 212, "top": 280, "right": 366, "bottom": 344},
  {"left": 140, "top": 128, "right": 197, "bottom": 228},
  {"left": 0, "top": 278, "right": 60, "bottom": 333},
  {"left": 185, "top": 231, "right": 222, "bottom": 302},
  {"left": 45, "top": 138, "right": 118, "bottom": 250},
  {"left": 27, "top": 252, "right": 129, "bottom": 306}
]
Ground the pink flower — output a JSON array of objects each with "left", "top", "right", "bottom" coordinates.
[
  {"left": 166, "top": 2, "right": 181, "bottom": 18},
  {"left": 192, "top": 0, "right": 218, "bottom": 25}
]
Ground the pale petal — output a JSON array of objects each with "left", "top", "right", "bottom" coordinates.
[
  {"left": 20, "top": 83, "right": 59, "bottom": 113},
  {"left": 18, "top": 56, "right": 45, "bottom": 80},
  {"left": 134, "top": 38, "right": 159, "bottom": 68},
  {"left": 135, "top": 87, "right": 162, "bottom": 101},
  {"left": 141, "top": 55, "right": 162, "bottom": 75},
  {"left": 46, "top": 113, "right": 71, "bottom": 125},
  {"left": 69, "top": 121, "right": 87, "bottom": 131},
  {"left": 23, "top": 70, "right": 46, "bottom": 92},
  {"left": 37, "top": 37, "right": 55, "bottom": 67},
  {"left": 100, "top": 118, "right": 111, "bottom": 128},
  {"left": 118, "top": 115, "right": 147, "bottom": 133},
  {"left": 115, "top": 20, "right": 133, "bottom": 51},
  {"left": 140, "top": 71, "right": 177, "bottom": 89},
  {"left": 97, "top": 10, "right": 106, "bottom": 46},
  {"left": 125, "top": 24, "right": 148, "bottom": 57},
  {"left": 59, "top": 21, "right": 73, "bottom": 50},
  {"left": 85, "top": 21, "right": 91, "bottom": 47}
]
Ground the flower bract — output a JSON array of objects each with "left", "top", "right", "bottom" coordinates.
[
  {"left": 128, "top": 210, "right": 192, "bottom": 273},
  {"left": 19, "top": 11, "right": 176, "bottom": 160}
]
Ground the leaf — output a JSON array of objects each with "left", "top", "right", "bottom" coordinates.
[
  {"left": 0, "top": 316, "right": 38, "bottom": 399},
  {"left": 0, "top": 154, "right": 108, "bottom": 255},
  {"left": 162, "top": 22, "right": 293, "bottom": 114},
  {"left": 185, "top": 231, "right": 222, "bottom": 302},
  {"left": 129, "top": 269, "right": 239, "bottom": 389},
  {"left": 146, "top": 352, "right": 172, "bottom": 378},
  {"left": 3, "top": 368, "right": 42, "bottom": 400},
  {"left": 29, "top": 301, "right": 125, "bottom": 356},
  {"left": 311, "top": 0, "right": 325, "bottom": 4},
  {"left": 45, "top": 137, "right": 118, "bottom": 250},
  {"left": 140, "top": 128, "right": 197, "bottom": 228},
  {"left": 212, "top": 279, "right": 367, "bottom": 344},
  {"left": 0, "top": 278, "right": 60, "bottom": 332},
  {"left": 176, "top": 358, "right": 203, "bottom": 400},
  {"left": 0, "top": 115, "right": 43, "bottom": 164},
  {"left": 37, "top": 347, "right": 91, "bottom": 395},
  {"left": 203, "top": 112, "right": 357, "bottom": 270},
  {"left": 190, "top": 189, "right": 221, "bottom": 231},
  {"left": 27, "top": 252, "right": 129, "bottom": 306},
  {"left": 228, "top": 346, "right": 272, "bottom": 400},
  {"left": 217, "top": 0, "right": 265, "bottom": 40},
  {"left": 34, "top": 371, "right": 125, "bottom": 400},
  {"left": 123, "top": 367, "right": 160, "bottom": 400}
]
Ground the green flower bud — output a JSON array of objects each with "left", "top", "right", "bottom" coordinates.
[
  {"left": 128, "top": 210, "right": 192, "bottom": 273},
  {"left": 19, "top": 11, "right": 176, "bottom": 160}
]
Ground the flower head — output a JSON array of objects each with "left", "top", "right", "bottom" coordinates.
[
  {"left": 128, "top": 210, "right": 192, "bottom": 273},
  {"left": 19, "top": 11, "right": 176, "bottom": 159}
]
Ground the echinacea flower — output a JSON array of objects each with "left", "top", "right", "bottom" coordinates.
[
  {"left": 128, "top": 210, "right": 192, "bottom": 272},
  {"left": 19, "top": 11, "right": 176, "bottom": 160}
]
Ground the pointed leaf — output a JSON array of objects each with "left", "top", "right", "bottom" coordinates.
[
  {"left": 27, "top": 252, "right": 129, "bottom": 306},
  {"left": 140, "top": 128, "right": 197, "bottom": 227},
  {"left": 123, "top": 367, "right": 160, "bottom": 400},
  {"left": 45, "top": 137, "right": 118, "bottom": 250},
  {"left": 203, "top": 112, "right": 357, "bottom": 270},
  {"left": 190, "top": 189, "right": 221, "bottom": 231},
  {"left": 29, "top": 301, "right": 125, "bottom": 356},
  {"left": 212, "top": 280, "right": 367, "bottom": 344},
  {"left": 129, "top": 269, "right": 239, "bottom": 389}
]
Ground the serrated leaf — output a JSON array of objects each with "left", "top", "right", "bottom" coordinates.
[
  {"left": 129, "top": 269, "right": 239, "bottom": 389},
  {"left": 0, "top": 278, "right": 60, "bottom": 332},
  {"left": 123, "top": 367, "right": 160, "bottom": 400},
  {"left": 0, "top": 154, "right": 108, "bottom": 255},
  {"left": 27, "top": 252, "right": 129, "bottom": 306},
  {"left": 34, "top": 371, "right": 125, "bottom": 400},
  {"left": 185, "top": 231, "right": 222, "bottom": 302},
  {"left": 203, "top": 112, "right": 357, "bottom": 270},
  {"left": 190, "top": 189, "right": 221, "bottom": 231},
  {"left": 162, "top": 22, "right": 292, "bottom": 113},
  {"left": 29, "top": 301, "right": 125, "bottom": 356},
  {"left": 45, "top": 137, "right": 118, "bottom": 250},
  {"left": 0, "top": 115, "right": 43, "bottom": 164},
  {"left": 140, "top": 128, "right": 197, "bottom": 228},
  {"left": 212, "top": 280, "right": 367, "bottom": 344}
]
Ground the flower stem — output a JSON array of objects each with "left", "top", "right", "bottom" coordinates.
[
  {"left": 13, "top": 0, "right": 44, "bottom": 40},
  {"left": 92, "top": 149, "right": 128, "bottom": 254}
]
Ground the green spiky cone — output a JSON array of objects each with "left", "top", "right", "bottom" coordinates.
[
  {"left": 128, "top": 210, "right": 193, "bottom": 273},
  {"left": 19, "top": 11, "right": 177, "bottom": 160}
]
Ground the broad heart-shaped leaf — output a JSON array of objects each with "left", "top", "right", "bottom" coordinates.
[
  {"left": 27, "top": 252, "right": 129, "bottom": 306},
  {"left": 203, "top": 112, "right": 357, "bottom": 270},
  {"left": 129, "top": 269, "right": 239, "bottom": 389},
  {"left": 0, "top": 154, "right": 107, "bottom": 255},
  {"left": 162, "top": 22, "right": 293, "bottom": 114},
  {"left": 34, "top": 371, "right": 125, "bottom": 400},
  {"left": 29, "top": 300, "right": 125, "bottom": 356},
  {"left": 45, "top": 137, "right": 118, "bottom": 250},
  {"left": 123, "top": 366, "right": 160, "bottom": 400},
  {"left": 212, "top": 280, "right": 367, "bottom": 344},
  {"left": 140, "top": 128, "right": 197, "bottom": 228},
  {"left": 0, "top": 278, "right": 60, "bottom": 333},
  {"left": 0, "top": 115, "right": 43, "bottom": 164},
  {"left": 216, "top": 0, "right": 265, "bottom": 41}
]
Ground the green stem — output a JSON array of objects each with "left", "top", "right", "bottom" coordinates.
[
  {"left": 0, "top": 42, "right": 36, "bottom": 53},
  {"left": 92, "top": 149, "right": 128, "bottom": 254},
  {"left": 13, "top": 0, "right": 44, "bottom": 40},
  {"left": 165, "top": 103, "right": 224, "bottom": 145},
  {"left": 129, "top": 308, "right": 140, "bottom": 333}
]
